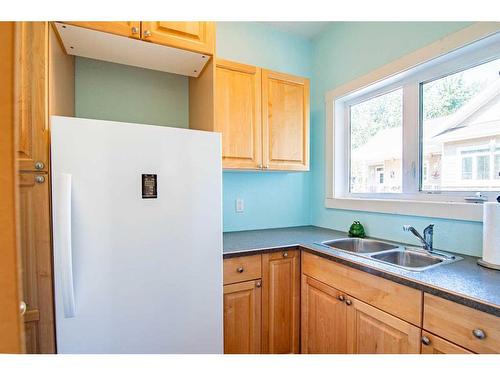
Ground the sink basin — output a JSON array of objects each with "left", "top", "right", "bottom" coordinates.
[
  {"left": 317, "top": 238, "right": 462, "bottom": 272},
  {"left": 370, "top": 249, "right": 443, "bottom": 271},
  {"left": 321, "top": 238, "right": 398, "bottom": 253}
]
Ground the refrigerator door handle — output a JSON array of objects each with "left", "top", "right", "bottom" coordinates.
[{"left": 56, "top": 173, "right": 76, "bottom": 318}]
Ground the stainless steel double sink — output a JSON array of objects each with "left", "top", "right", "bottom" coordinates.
[{"left": 318, "top": 238, "right": 462, "bottom": 272}]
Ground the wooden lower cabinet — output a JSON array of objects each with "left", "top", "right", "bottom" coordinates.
[
  {"left": 346, "top": 297, "right": 421, "bottom": 354},
  {"left": 421, "top": 331, "right": 473, "bottom": 354},
  {"left": 262, "top": 250, "right": 300, "bottom": 354},
  {"left": 301, "top": 275, "right": 347, "bottom": 354},
  {"left": 18, "top": 173, "right": 55, "bottom": 353},
  {"left": 301, "top": 275, "right": 420, "bottom": 354},
  {"left": 223, "top": 279, "right": 262, "bottom": 354}
]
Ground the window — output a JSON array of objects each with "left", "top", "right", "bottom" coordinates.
[
  {"left": 326, "top": 28, "right": 500, "bottom": 221},
  {"left": 495, "top": 154, "right": 500, "bottom": 179},
  {"left": 350, "top": 89, "right": 402, "bottom": 193},
  {"left": 462, "top": 157, "right": 473, "bottom": 180},
  {"left": 421, "top": 58, "right": 500, "bottom": 191}
]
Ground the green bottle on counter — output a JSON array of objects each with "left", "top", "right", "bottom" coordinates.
[{"left": 348, "top": 221, "right": 366, "bottom": 238}]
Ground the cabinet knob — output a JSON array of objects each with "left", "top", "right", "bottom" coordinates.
[
  {"left": 283, "top": 252, "right": 288, "bottom": 258},
  {"left": 19, "top": 301, "right": 27, "bottom": 316},
  {"left": 338, "top": 295, "right": 345, "bottom": 302},
  {"left": 258, "top": 164, "right": 263, "bottom": 169},
  {"left": 34, "top": 161, "right": 45, "bottom": 170},
  {"left": 143, "top": 30, "right": 152, "bottom": 38},
  {"left": 472, "top": 329, "right": 486, "bottom": 340},
  {"left": 35, "top": 175, "right": 45, "bottom": 184},
  {"left": 421, "top": 336, "right": 431, "bottom": 346},
  {"left": 131, "top": 26, "right": 139, "bottom": 35},
  {"left": 255, "top": 280, "right": 261, "bottom": 288},
  {"left": 236, "top": 266, "right": 244, "bottom": 273},
  {"left": 263, "top": 165, "right": 269, "bottom": 169},
  {"left": 345, "top": 299, "right": 352, "bottom": 306}
]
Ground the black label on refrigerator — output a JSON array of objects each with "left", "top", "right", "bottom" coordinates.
[{"left": 142, "top": 174, "right": 157, "bottom": 199}]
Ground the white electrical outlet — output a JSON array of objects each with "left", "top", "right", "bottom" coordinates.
[{"left": 235, "top": 198, "right": 244, "bottom": 213}]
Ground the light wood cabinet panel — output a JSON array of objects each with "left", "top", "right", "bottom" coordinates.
[
  {"left": 302, "top": 251, "right": 422, "bottom": 326},
  {"left": 63, "top": 22, "right": 141, "bottom": 39},
  {"left": 423, "top": 293, "right": 500, "bottom": 354},
  {"left": 141, "top": 22, "right": 215, "bottom": 55},
  {"left": 421, "top": 331, "right": 473, "bottom": 354},
  {"left": 262, "top": 70, "right": 309, "bottom": 171},
  {"left": 223, "top": 279, "right": 262, "bottom": 354},
  {"left": 14, "top": 22, "right": 49, "bottom": 172},
  {"left": 346, "top": 297, "right": 421, "bottom": 354},
  {"left": 223, "top": 254, "right": 262, "bottom": 285},
  {"left": 18, "top": 173, "right": 55, "bottom": 353},
  {"left": 262, "top": 250, "right": 300, "bottom": 354},
  {"left": 301, "top": 275, "right": 348, "bottom": 354},
  {"left": 215, "top": 59, "right": 262, "bottom": 169}
]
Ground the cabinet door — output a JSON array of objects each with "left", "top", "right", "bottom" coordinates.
[
  {"left": 301, "top": 275, "right": 347, "bottom": 353},
  {"left": 14, "top": 22, "right": 49, "bottom": 172},
  {"left": 421, "top": 331, "right": 473, "bottom": 354},
  {"left": 215, "top": 59, "right": 262, "bottom": 169},
  {"left": 346, "top": 297, "right": 421, "bottom": 354},
  {"left": 141, "top": 22, "right": 215, "bottom": 55},
  {"left": 262, "top": 70, "right": 310, "bottom": 171},
  {"left": 63, "top": 22, "right": 141, "bottom": 39},
  {"left": 262, "top": 250, "right": 300, "bottom": 353},
  {"left": 224, "top": 279, "right": 262, "bottom": 354},
  {"left": 18, "top": 173, "right": 55, "bottom": 353}
]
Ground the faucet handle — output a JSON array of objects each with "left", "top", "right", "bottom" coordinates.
[
  {"left": 403, "top": 225, "right": 411, "bottom": 232},
  {"left": 424, "top": 224, "right": 434, "bottom": 233}
]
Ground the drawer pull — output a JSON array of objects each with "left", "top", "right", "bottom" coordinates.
[
  {"left": 345, "top": 299, "right": 352, "bottom": 306},
  {"left": 236, "top": 267, "right": 244, "bottom": 273},
  {"left": 421, "top": 336, "right": 431, "bottom": 346},
  {"left": 338, "top": 295, "right": 345, "bottom": 302},
  {"left": 472, "top": 329, "right": 486, "bottom": 340}
]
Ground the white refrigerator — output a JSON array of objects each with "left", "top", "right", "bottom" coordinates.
[{"left": 50, "top": 116, "right": 223, "bottom": 353}]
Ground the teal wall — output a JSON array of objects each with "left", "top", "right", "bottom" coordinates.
[
  {"left": 75, "top": 57, "right": 189, "bottom": 128},
  {"left": 310, "top": 22, "right": 484, "bottom": 256},
  {"left": 217, "top": 22, "right": 313, "bottom": 232},
  {"left": 73, "top": 22, "right": 486, "bottom": 255}
]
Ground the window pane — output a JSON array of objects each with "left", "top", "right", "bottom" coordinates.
[
  {"left": 462, "top": 157, "right": 472, "bottom": 179},
  {"left": 477, "top": 155, "right": 490, "bottom": 180},
  {"left": 495, "top": 155, "right": 500, "bottom": 179},
  {"left": 350, "top": 89, "right": 402, "bottom": 193},
  {"left": 421, "top": 57, "right": 500, "bottom": 191}
]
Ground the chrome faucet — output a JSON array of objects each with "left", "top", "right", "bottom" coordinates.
[{"left": 403, "top": 224, "right": 434, "bottom": 252}]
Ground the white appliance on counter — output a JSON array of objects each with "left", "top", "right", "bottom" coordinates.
[{"left": 51, "top": 116, "right": 222, "bottom": 353}]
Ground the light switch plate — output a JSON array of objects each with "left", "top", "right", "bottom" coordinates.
[{"left": 236, "top": 198, "right": 244, "bottom": 213}]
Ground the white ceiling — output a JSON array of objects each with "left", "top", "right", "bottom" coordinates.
[{"left": 262, "top": 22, "right": 332, "bottom": 39}]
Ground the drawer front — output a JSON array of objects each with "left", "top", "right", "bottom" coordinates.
[
  {"left": 423, "top": 293, "right": 500, "bottom": 353},
  {"left": 224, "top": 254, "right": 262, "bottom": 285},
  {"left": 302, "top": 251, "right": 422, "bottom": 326}
]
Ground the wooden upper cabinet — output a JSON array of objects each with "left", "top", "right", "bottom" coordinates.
[
  {"left": 262, "top": 70, "right": 310, "bottom": 171},
  {"left": 141, "top": 22, "right": 215, "bottom": 55},
  {"left": 301, "top": 276, "right": 348, "bottom": 354},
  {"left": 223, "top": 279, "right": 262, "bottom": 354},
  {"left": 262, "top": 250, "right": 300, "bottom": 354},
  {"left": 421, "top": 331, "right": 473, "bottom": 354},
  {"left": 215, "top": 60, "right": 262, "bottom": 169},
  {"left": 346, "top": 297, "right": 421, "bottom": 354},
  {"left": 14, "top": 22, "right": 49, "bottom": 172},
  {"left": 63, "top": 22, "right": 141, "bottom": 39},
  {"left": 18, "top": 173, "right": 55, "bottom": 353}
]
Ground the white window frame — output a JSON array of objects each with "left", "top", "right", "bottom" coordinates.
[{"left": 325, "top": 23, "right": 500, "bottom": 222}]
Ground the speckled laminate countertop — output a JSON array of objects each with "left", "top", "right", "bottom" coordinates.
[{"left": 223, "top": 226, "right": 500, "bottom": 317}]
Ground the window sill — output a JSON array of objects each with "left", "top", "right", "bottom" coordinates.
[{"left": 325, "top": 196, "right": 483, "bottom": 222}]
